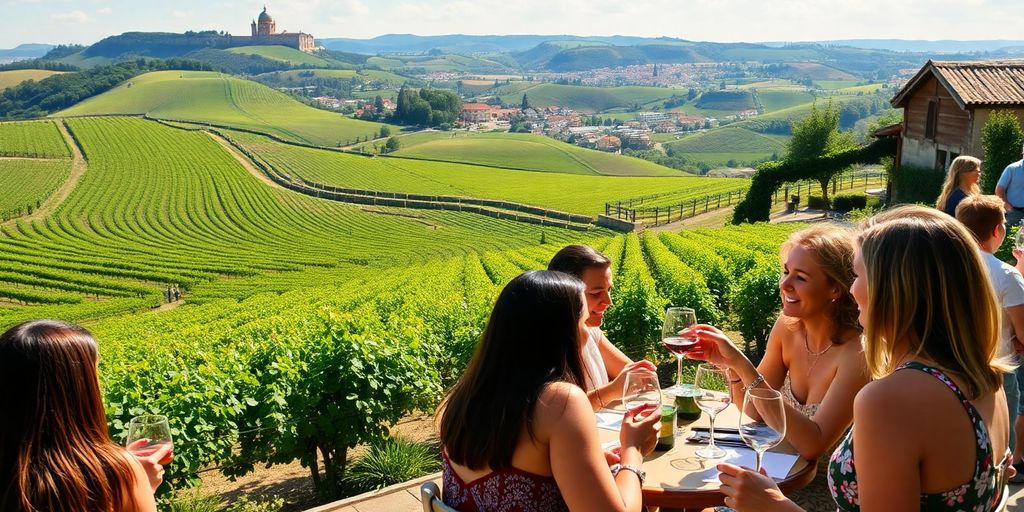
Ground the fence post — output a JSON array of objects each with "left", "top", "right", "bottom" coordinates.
[
  {"left": 717, "top": 193, "right": 721, "bottom": 208},
  {"left": 691, "top": 199, "right": 696, "bottom": 217}
]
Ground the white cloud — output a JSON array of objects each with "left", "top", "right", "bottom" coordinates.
[
  {"left": 98, "top": 7, "right": 112, "bottom": 15},
  {"left": 172, "top": 9, "right": 193, "bottom": 19},
  {"left": 51, "top": 10, "right": 89, "bottom": 23}
]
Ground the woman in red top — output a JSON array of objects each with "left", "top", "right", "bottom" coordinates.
[{"left": 439, "top": 270, "right": 661, "bottom": 512}]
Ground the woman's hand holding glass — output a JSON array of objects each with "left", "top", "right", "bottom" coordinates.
[
  {"left": 619, "top": 401, "right": 662, "bottom": 457},
  {"left": 681, "top": 324, "right": 747, "bottom": 369},
  {"left": 718, "top": 462, "right": 797, "bottom": 512}
]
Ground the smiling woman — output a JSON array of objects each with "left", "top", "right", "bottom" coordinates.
[{"left": 681, "top": 224, "right": 869, "bottom": 509}]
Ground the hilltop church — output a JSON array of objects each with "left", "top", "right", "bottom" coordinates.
[{"left": 227, "top": 6, "right": 315, "bottom": 52}]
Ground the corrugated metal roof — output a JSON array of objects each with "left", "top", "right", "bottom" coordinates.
[{"left": 892, "top": 60, "right": 1024, "bottom": 109}]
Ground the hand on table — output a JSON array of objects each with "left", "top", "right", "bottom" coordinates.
[
  {"left": 127, "top": 439, "right": 170, "bottom": 492},
  {"left": 620, "top": 403, "right": 661, "bottom": 457},
  {"left": 718, "top": 463, "right": 801, "bottom": 512}
]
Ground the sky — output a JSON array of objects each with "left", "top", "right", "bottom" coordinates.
[{"left": 4, "top": 0, "right": 1024, "bottom": 49}]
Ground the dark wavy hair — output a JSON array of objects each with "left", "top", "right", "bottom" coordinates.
[
  {"left": 0, "top": 320, "right": 138, "bottom": 512},
  {"left": 547, "top": 244, "right": 611, "bottom": 279},
  {"left": 439, "top": 270, "right": 587, "bottom": 470}
]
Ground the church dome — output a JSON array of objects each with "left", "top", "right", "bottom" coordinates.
[{"left": 258, "top": 8, "right": 273, "bottom": 23}]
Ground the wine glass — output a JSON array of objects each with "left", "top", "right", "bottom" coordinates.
[
  {"left": 623, "top": 371, "right": 662, "bottom": 419},
  {"left": 662, "top": 307, "right": 698, "bottom": 397},
  {"left": 693, "top": 363, "right": 731, "bottom": 459},
  {"left": 125, "top": 415, "right": 174, "bottom": 466},
  {"left": 739, "top": 387, "right": 786, "bottom": 472}
]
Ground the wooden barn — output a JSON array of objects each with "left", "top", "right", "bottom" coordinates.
[{"left": 890, "top": 60, "right": 1024, "bottom": 170}]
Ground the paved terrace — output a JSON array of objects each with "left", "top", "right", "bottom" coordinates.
[{"left": 306, "top": 473, "right": 1024, "bottom": 511}]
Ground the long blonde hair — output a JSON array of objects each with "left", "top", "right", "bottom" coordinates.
[
  {"left": 780, "top": 224, "right": 861, "bottom": 343},
  {"left": 935, "top": 155, "right": 982, "bottom": 211},
  {"left": 858, "top": 206, "right": 1009, "bottom": 397}
]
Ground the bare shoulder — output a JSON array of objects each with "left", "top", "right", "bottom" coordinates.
[
  {"left": 855, "top": 370, "right": 945, "bottom": 422},
  {"left": 536, "top": 382, "right": 590, "bottom": 422}
]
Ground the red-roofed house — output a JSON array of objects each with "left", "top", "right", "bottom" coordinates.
[
  {"left": 461, "top": 103, "right": 493, "bottom": 123},
  {"left": 595, "top": 135, "right": 621, "bottom": 153}
]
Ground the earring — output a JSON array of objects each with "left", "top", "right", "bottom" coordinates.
[{"left": 831, "top": 297, "right": 837, "bottom": 303}]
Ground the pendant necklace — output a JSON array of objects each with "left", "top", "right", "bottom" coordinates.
[{"left": 804, "top": 329, "right": 835, "bottom": 377}]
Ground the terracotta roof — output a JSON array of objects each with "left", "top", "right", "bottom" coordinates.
[
  {"left": 462, "top": 103, "right": 492, "bottom": 111},
  {"left": 891, "top": 59, "right": 1024, "bottom": 109}
]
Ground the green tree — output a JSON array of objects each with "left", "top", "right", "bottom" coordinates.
[
  {"left": 521, "top": 93, "right": 530, "bottom": 110},
  {"left": 785, "top": 102, "right": 856, "bottom": 207},
  {"left": 374, "top": 95, "right": 385, "bottom": 113},
  {"left": 981, "top": 110, "right": 1024, "bottom": 194},
  {"left": 378, "top": 125, "right": 391, "bottom": 138},
  {"left": 384, "top": 136, "right": 400, "bottom": 153}
]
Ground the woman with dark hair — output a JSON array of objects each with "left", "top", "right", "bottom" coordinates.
[
  {"left": 439, "top": 270, "right": 661, "bottom": 511},
  {"left": 548, "top": 245, "right": 656, "bottom": 410},
  {"left": 0, "top": 320, "right": 166, "bottom": 512}
]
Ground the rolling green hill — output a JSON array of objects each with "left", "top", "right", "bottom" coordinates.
[
  {"left": 226, "top": 46, "right": 342, "bottom": 67},
  {"left": 0, "top": 69, "right": 66, "bottom": 89},
  {"left": 695, "top": 90, "right": 755, "bottom": 111},
  {"left": 229, "top": 130, "right": 745, "bottom": 216},
  {"left": 0, "top": 159, "right": 71, "bottom": 220},
  {"left": 56, "top": 70, "right": 386, "bottom": 146},
  {"left": 756, "top": 90, "right": 817, "bottom": 112},
  {"left": 261, "top": 69, "right": 410, "bottom": 86},
  {"left": 499, "top": 83, "right": 686, "bottom": 112},
  {"left": 388, "top": 131, "right": 686, "bottom": 176}
]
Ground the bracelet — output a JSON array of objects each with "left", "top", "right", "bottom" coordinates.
[
  {"left": 744, "top": 373, "right": 766, "bottom": 395},
  {"left": 610, "top": 463, "right": 646, "bottom": 485},
  {"left": 729, "top": 377, "right": 743, "bottom": 384},
  {"left": 726, "top": 368, "right": 742, "bottom": 384}
]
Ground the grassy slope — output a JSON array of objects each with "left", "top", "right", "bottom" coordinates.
[
  {"left": 261, "top": 69, "right": 410, "bottom": 86},
  {"left": 499, "top": 83, "right": 686, "bottom": 113},
  {"left": 231, "top": 130, "right": 745, "bottom": 216},
  {"left": 56, "top": 70, "right": 386, "bottom": 146},
  {"left": 226, "top": 45, "right": 340, "bottom": 67},
  {"left": 757, "top": 90, "right": 817, "bottom": 112},
  {"left": 390, "top": 131, "right": 686, "bottom": 177},
  {"left": 0, "top": 69, "right": 65, "bottom": 89},
  {"left": 666, "top": 127, "right": 787, "bottom": 154}
]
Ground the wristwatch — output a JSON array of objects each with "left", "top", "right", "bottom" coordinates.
[{"left": 610, "top": 463, "right": 646, "bottom": 485}]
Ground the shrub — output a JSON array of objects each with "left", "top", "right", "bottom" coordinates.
[
  {"left": 806, "top": 195, "right": 828, "bottom": 209},
  {"left": 729, "top": 259, "right": 781, "bottom": 359},
  {"left": 996, "top": 224, "right": 1021, "bottom": 264},
  {"left": 225, "top": 496, "right": 285, "bottom": 512},
  {"left": 891, "top": 163, "right": 943, "bottom": 205},
  {"left": 832, "top": 193, "right": 868, "bottom": 213},
  {"left": 981, "top": 110, "right": 1024, "bottom": 194},
  {"left": 343, "top": 437, "right": 440, "bottom": 494},
  {"left": 164, "top": 490, "right": 220, "bottom": 512}
]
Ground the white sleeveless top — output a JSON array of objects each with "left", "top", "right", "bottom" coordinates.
[{"left": 581, "top": 326, "right": 609, "bottom": 391}]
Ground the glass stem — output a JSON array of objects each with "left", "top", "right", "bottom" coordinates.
[
  {"left": 676, "top": 354, "right": 683, "bottom": 388},
  {"left": 755, "top": 450, "right": 763, "bottom": 473},
  {"left": 708, "top": 414, "right": 716, "bottom": 449}
]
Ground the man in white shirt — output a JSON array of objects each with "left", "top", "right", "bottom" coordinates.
[{"left": 957, "top": 195, "right": 1024, "bottom": 478}]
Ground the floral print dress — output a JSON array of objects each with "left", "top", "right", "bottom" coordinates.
[{"left": 827, "top": 362, "right": 999, "bottom": 512}]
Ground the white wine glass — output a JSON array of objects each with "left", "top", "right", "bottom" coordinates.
[
  {"left": 662, "top": 307, "right": 699, "bottom": 397},
  {"left": 739, "top": 387, "right": 786, "bottom": 472},
  {"left": 694, "top": 363, "right": 731, "bottom": 459},
  {"left": 125, "top": 414, "right": 174, "bottom": 466},
  {"left": 623, "top": 371, "right": 661, "bottom": 419}
]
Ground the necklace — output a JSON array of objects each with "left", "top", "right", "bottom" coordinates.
[{"left": 804, "top": 330, "right": 835, "bottom": 376}]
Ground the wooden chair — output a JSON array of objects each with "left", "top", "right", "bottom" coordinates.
[{"left": 420, "top": 481, "right": 458, "bottom": 512}]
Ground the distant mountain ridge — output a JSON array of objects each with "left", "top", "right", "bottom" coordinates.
[{"left": 0, "top": 44, "right": 54, "bottom": 60}]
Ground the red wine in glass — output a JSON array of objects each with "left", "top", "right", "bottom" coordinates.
[{"left": 663, "top": 336, "right": 698, "bottom": 355}]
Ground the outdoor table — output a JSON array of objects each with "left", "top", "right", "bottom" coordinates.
[{"left": 597, "top": 400, "right": 816, "bottom": 512}]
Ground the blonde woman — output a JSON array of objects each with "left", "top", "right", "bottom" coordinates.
[
  {"left": 936, "top": 155, "right": 982, "bottom": 216},
  {"left": 684, "top": 225, "right": 867, "bottom": 510},
  {"left": 718, "top": 206, "right": 1012, "bottom": 512}
]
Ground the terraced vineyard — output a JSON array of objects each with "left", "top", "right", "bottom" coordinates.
[
  {"left": 72, "top": 222, "right": 799, "bottom": 491},
  {"left": 0, "top": 117, "right": 590, "bottom": 325},
  {"left": 0, "top": 159, "right": 72, "bottom": 220},
  {"left": 388, "top": 131, "right": 687, "bottom": 176},
  {"left": 0, "top": 119, "right": 71, "bottom": 157},
  {"left": 56, "top": 71, "right": 386, "bottom": 146},
  {"left": 228, "top": 130, "right": 747, "bottom": 216}
]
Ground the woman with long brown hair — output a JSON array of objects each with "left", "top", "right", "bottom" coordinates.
[{"left": 0, "top": 320, "right": 164, "bottom": 512}]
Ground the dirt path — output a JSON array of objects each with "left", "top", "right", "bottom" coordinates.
[
  {"left": 0, "top": 156, "right": 65, "bottom": 162},
  {"left": 206, "top": 131, "right": 284, "bottom": 190},
  {"left": 3, "top": 121, "right": 88, "bottom": 226},
  {"left": 149, "top": 299, "right": 184, "bottom": 313}
]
